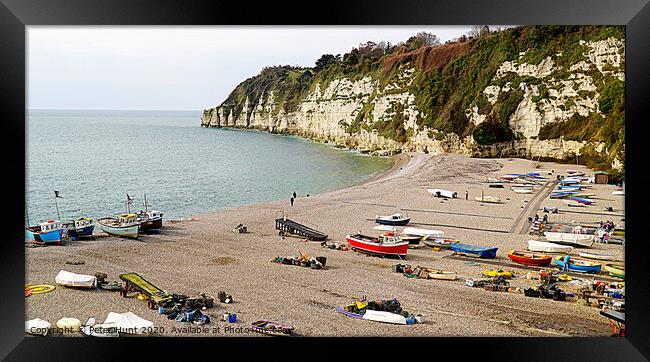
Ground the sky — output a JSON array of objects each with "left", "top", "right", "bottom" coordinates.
[{"left": 28, "top": 26, "right": 479, "bottom": 111}]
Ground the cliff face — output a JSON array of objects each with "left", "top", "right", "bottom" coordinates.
[{"left": 201, "top": 26, "right": 625, "bottom": 171}]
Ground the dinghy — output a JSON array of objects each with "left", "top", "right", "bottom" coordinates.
[
  {"left": 375, "top": 213, "right": 410, "bottom": 226},
  {"left": 55, "top": 270, "right": 97, "bottom": 288},
  {"left": 362, "top": 310, "right": 407, "bottom": 325},
  {"left": 552, "top": 256, "right": 601, "bottom": 274},
  {"left": 527, "top": 240, "right": 573, "bottom": 254},
  {"left": 346, "top": 233, "right": 409, "bottom": 257},
  {"left": 511, "top": 187, "right": 533, "bottom": 194},
  {"left": 579, "top": 251, "right": 620, "bottom": 261},
  {"left": 402, "top": 227, "right": 444, "bottom": 239},
  {"left": 474, "top": 195, "right": 502, "bottom": 204},
  {"left": 422, "top": 238, "right": 457, "bottom": 249},
  {"left": 427, "top": 189, "right": 458, "bottom": 199},
  {"left": 507, "top": 250, "right": 552, "bottom": 266},
  {"left": 423, "top": 268, "right": 457, "bottom": 280},
  {"left": 570, "top": 196, "right": 594, "bottom": 205},
  {"left": 450, "top": 242, "right": 498, "bottom": 259},
  {"left": 603, "top": 264, "right": 625, "bottom": 279},
  {"left": 544, "top": 231, "right": 594, "bottom": 247}
]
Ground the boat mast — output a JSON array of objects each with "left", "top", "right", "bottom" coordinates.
[
  {"left": 54, "top": 191, "right": 61, "bottom": 220},
  {"left": 144, "top": 194, "right": 148, "bottom": 212},
  {"left": 25, "top": 205, "right": 30, "bottom": 227}
]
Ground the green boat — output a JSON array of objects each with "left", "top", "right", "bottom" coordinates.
[{"left": 604, "top": 264, "right": 625, "bottom": 279}]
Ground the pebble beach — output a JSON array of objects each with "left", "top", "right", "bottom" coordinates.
[{"left": 25, "top": 153, "right": 625, "bottom": 337}]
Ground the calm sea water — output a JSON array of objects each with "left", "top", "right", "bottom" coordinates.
[{"left": 26, "top": 109, "right": 392, "bottom": 224}]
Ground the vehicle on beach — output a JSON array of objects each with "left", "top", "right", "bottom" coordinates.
[
  {"left": 527, "top": 240, "right": 574, "bottom": 253},
  {"left": 375, "top": 213, "right": 410, "bottom": 226},
  {"left": 63, "top": 217, "right": 95, "bottom": 239},
  {"left": 345, "top": 233, "right": 409, "bottom": 258},
  {"left": 96, "top": 214, "right": 140, "bottom": 238},
  {"left": 25, "top": 219, "right": 64, "bottom": 244},
  {"left": 450, "top": 242, "right": 498, "bottom": 259},
  {"left": 552, "top": 255, "right": 602, "bottom": 274},
  {"left": 544, "top": 231, "right": 594, "bottom": 248},
  {"left": 507, "top": 250, "right": 552, "bottom": 266}
]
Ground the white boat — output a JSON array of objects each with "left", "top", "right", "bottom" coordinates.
[
  {"left": 427, "top": 189, "right": 458, "bottom": 198},
  {"left": 579, "top": 251, "right": 620, "bottom": 261},
  {"left": 511, "top": 187, "right": 533, "bottom": 194},
  {"left": 25, "top": 318, "right": 51, "bottom": 336},
  {"left": 612, "top": 190, "right": 624, "bottom": 196},
  {"left": 102, "top": 312, "right": 153, "bottom": 335},
  {"left": 402, "top": 227, "right": 444, "bottom": 238},
  {"left": 361, "top": 310, "right": 407, "bottom": 325},
  {"left": 424, "top": 269, "right": 457, "bottom": 280},
  {"left": 544, "top": 231, "right": 594, "bottom": 247},
  {"left": 55, "top": 270, "right": 97, "bottom": 288},
  {"left": 373, "top": 225, "right": 398, "bottom": 232},
  {"left": 96, "top": 214, "right": 140, "bottom": 238},
  {"left": 475, "top": 195, "right": 502, "bottom": 204},
  {"left": 527, "top": 240, "right": 573, "bottom": 253}
]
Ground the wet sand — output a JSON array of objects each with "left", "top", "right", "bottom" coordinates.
[{"left": 26, "top": 153, "right": 625, "bottom": 337}]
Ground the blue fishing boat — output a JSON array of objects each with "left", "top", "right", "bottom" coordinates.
[
  {"left": 553, "top": 255, "right": 601, "bottom": 274},
  {"left": 375, "top": 213, "right": 410, "bottom": 226},
  {"left": 451, "top": 242, "right": 498, "bottom": 259},
  {"left": 550, "top": 191, "right": 578, "bottom": 198},
  {"left": 25, "top": 220, "right": 64, "bottom": 244},
  {"left": 570, "top": 196, "right": 593, "bottom": 205},
  {"left": 557, "top": 185, "right": 581, "bottom": 190},
  {"left": 64, "top": 217, "right": 95, "bottom": 240}
]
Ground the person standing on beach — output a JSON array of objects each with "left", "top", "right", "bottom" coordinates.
[
  {"left": 293, "top": 191, "right": 297, "bottom": 199},
  {"left": 465, "top": 191, "right": 468, "bottom": 200},
  {"left": 290, "top": 197, "right": 294, "bottom": 206}
]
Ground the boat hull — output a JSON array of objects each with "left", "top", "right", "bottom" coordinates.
[
  {"left": 451, "top": 242, "right": 498, "bottom": 259},
  {"left": 375, "top": 218, "right": 410, "bottom": 226},
  {"left": 527, "top": 240, "right": 573, "bottom": 253},
  {"left": 139, "top": 217, "right": 163, "bottom": 233},
  {"left": 422, "top": 238, "right": 456, "bottom": 249},
  {"left": 578, "top": 251, "right": 619, "bottom": 261},
  {"left": 544, "top": 232, "right": 594, "bottom": 247},
  {"left": 552, "top": 256, "right": 601, "bottom": 274},
  {"left": 507, "top": 251, "right": 552, "bottom": 266},
  {"left": 604, "top": 264, "right": 625, "bottom": 278},
  {"left": 346, "top": 234, "right": 408, "bottom": 257},
  {"left": 97, "top": 222, "right": 139, "bottom": 238},
  {"left": 25, "top": 228, "right": 62, "bottom": 244}
]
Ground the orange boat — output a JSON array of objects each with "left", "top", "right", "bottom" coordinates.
[{"left": 507, "top": 250, "right": 552, "bottom": 266}]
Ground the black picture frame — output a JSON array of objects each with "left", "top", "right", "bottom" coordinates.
[{"left": 2, "top": 0, "right": 648, "bottom": 360}]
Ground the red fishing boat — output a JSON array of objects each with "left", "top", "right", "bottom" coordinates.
[
  {"left": 345, "top": 233, "right": 409, "bottom": 258},
  {"left": 507, "top": 250, "right": 552, "bottom": 266}
]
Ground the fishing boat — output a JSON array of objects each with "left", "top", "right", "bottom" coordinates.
[
  {"left": 136, "top": 210, "right": 163, "bottom": 234},
  {"left": 345, "top": 233, "right": 409, "bottom": 257},
  {"left": 422, "top": 238, "right": 457, "bottom": 249},
  {"left": 552, "top": 256, "right": 602, "bottom": 274},
  {"left": 375, "top": 213, "right": 410, "bottom": 226},
  {"left": 475, "top": 195, "right": 502, "bottom": 204},
  {"left": 570, "top": 196, "right": 594, "bottom": 205},
  {"left": 25, "top": 220, "right": 64, "bottom": 244},
  {"left": 397, "top": 233, "right": 424, "bottom": 247},
  {"left": 527, "top": 240, "right": 573, "bottom": 253},
  {"left": 511, "top": 187, "right": 533, "bottom": 194},
  {"left": 450, "top": 242, "right": 498, "bottom": 259},
  {"left": 402, "top": 227, "right": 444, "bottom": 239},
  {"left": 507, "top": 250, "right": 552, "bottom": 266},
  {"left": 603, "top": 264, "right": 625, "bottom": 279},
  {"left": 96, "top": 214, "right": 140, "bottom": 238},
  {"left": 427, "top": 189, "right": 458, "bottom": 198},
  {"left": 544, "top": 231, "right": 594, "bottom": 247},
  {"left": 422, "top": 268, "right": 457, "bottom": 280},
  {"left": 63, "top": 217, "right": 95, "bottom": 239},
  {"left": 578, "top": 250, "right": 620, "bottom": 261},
  {"left": 251, "top": 320, "right": 294, "bottom": 336}
]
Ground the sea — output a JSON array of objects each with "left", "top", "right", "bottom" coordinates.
[{"left": 25, "top": 109, "right": 392, "bottom": 224}]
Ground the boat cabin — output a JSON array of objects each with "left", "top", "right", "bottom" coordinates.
[
  {"left": 147, "top": 210, "right": 162, "bottom": 219},
  {"left": 40, "top": 220, "right": 62, "bottom": 232},
  {"left": 118, "top": 214, "right": 140, "bottom": 225},
  {"left": 74, "top": 217, "right": 94, "bottom": 228}
]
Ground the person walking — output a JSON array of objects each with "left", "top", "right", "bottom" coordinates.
[
  {"left": 465, "top": 191, "right": 468, "bottom": 200},
  {"left": 290, "top": 197, "right": 294, "bottom": 206},
  {"left": 293, "top": 191, "right": 297, "bottom": 199}
]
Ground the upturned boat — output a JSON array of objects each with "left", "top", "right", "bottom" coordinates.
[
  {"left": 375, "top": 213, "right": 410, "bottom": 226},
  {"left": 544, "top": 231, "right": 594, "bottom": 247},
  {"left": 579, "top": 250, "right": 620, "bottom": 261},
  {"left": 603, "top": 264, "right": 625, "bottom": 278},
  {"left": 474, "top": 195, "right": 502, "bottom": 204},
  {"left": 507, "top": 250, "right": 552, "bottom": 266},
  {"left": 25, "top": 220, "right": 64, "bottom": 244},
  {"left": 450, "top": 242, "right": 498, "bottom": 258},
  {"left": 570, "top": 196, "right": 594, "bottom": 205},
  {"left": 527, "top": 240, "right": 573, "bottom": 253},
  {"left": 423, "top": 238, "right": 457, "bottom": 249},
  {"left": 552, "top": 256, "right": 602, "bottom": 274},
  {"left": 346, "top": 233, "right": 409, "bottom": 257},
  {"left": 97, "top": 214, "right": 140, "bottom": 238}
]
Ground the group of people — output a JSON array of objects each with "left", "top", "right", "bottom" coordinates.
[{"left": 290, "top": 191, "right": 310, "bottom": 206}]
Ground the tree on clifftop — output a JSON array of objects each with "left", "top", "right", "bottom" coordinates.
[{"left": 315, "top": 54, "right": 341, "bottom": 71}]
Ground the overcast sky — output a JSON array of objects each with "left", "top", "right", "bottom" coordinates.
[{"left": 28, "top": 26, "right": 476, "bottom": 110}]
